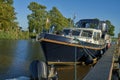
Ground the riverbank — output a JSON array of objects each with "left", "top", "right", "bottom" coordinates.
[{"left": 0, "top": 30, "right": 29, "bottom": 40}]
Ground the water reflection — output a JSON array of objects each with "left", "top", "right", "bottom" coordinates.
[
  {"left": 6, "top": 40, "right": 30, "bottom": 78},
  {"left": 0, "top": 40, "right": 45, "bottom": 79},
  {"left": 56, "top": 65, "right": 91, "bottom": 80}
]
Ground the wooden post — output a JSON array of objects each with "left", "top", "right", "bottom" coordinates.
[
  {"left": 118, "top": 37, "right": 120, "bottom": 58},
  {"left": 118, "top": 37, "right": 120, "bottom": 67}
]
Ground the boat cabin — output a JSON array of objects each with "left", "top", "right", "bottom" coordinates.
[{"left": 63, "top": 28, "right": 103, "bottom": 45}]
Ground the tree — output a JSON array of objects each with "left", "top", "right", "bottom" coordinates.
[
  {"left": 48, "top": 7, "right": 69, "bottom": 31},
  {"left": 0, "top": 0, "right": 18, "bottom": 31},
  {"left": 67, "top": 18, "right": 74, "bottom": 27},
  {"left": 27, "top": 2, "right": 47, "bottom": 33},
  {"left": 106, "top": 20, "right": 115, "bottom": 36},
  {"left": 28, "top": 3, "right": 71, "bottom": 33}
]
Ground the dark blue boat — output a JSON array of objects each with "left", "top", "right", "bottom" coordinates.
[
  {"left": 39, "top": 19, "right": 111, "bottom": 65},
  {"left": 39, "top": 28, "right": 107, "bottom": 65}
]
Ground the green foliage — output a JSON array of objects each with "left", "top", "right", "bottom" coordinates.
[
  {"left": 0, "top": 0, "right": 18, "bottom": 31},
  {"left": 27, "top": 2, "right": 47, "bottom": 33},
  {"left": 106, "top": 20, "right": 115, "bottom": 36},
  {"left": 29, "top": 32, "right": 36, "bottom": 38},
  {"left": 18, "top": 31, "right": 29, "bottom": 39},
  {"left": 27, "top": 2, "right": 70, "bottom": 33},
  {"left": 0, "top": 0, "right": 29, "bottom": 39},
  {"left": 0, "top": 0, "right": 26, "bottom": 39},
  {"left": 0, "top": 0, "right": 13, "bottom": 5},
  {"left": 67, "top": 18, "right": 74, "bottom": 27},
  {"left": 28, "top": 2, "right": 46, "bottom": 12},
  {"left": 89, "top": 19, "right": 115, "bottom": 36},
  {"left": 111, "top": 37, "right": 117, "bottom": 42},
  {"left": 0, "top": 30, "right": 29, "bottom": 39},
  {"left": 48, "top": 7, "right": 69, "bottom": 31}
]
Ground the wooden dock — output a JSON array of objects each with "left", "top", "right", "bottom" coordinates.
[{"left": 83, "top": 44, "right": 120, "bottom": 80}]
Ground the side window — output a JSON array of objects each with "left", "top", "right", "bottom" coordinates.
[
  {"left": 97, "top": 33, "right": 100, "bottom": 40},
  {"left": 81, "top": 30, "right": 92, "bottom": 37},
  {"left": 63, "top": 29, "right": 71, "bottom": 35},
  {"left": 93, "top": 32, "right": 96, "bottom": 40},
  {"left": 93, "top": 32, "right": 100, "bottom": 40}
]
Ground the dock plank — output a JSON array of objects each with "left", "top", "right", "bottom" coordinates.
[{"left": 83, "top": 45, "right": 115, "bottom": 80}]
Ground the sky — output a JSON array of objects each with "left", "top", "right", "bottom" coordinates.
[{"left": 13, "top": 0, "right": 120, "bottom": 37}]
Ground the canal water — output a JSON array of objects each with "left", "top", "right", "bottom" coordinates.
[{"left": 0, "top": 40, "right": 91, "bottom": 80}]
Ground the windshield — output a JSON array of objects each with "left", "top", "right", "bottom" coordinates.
[
  {"left": 81, "top": 30, "right": 93, "bottom": 37},
  {"left": 63, "top": 29, "right": 71, "bottom": 35},
  {"left": 72, "top": 30, "right": 81, "bottom": 36},
  {"left": 63, "top": 29, "right": 81, "bottom": 36}
]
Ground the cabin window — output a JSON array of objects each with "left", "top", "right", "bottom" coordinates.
[
  {"left": 63, "top": 29, "right": 71, "bottom": 35},
  {"left": 72, "top": 30, "right": 81, "bottom": 36},
  {"left": 93, "top": 32, "right": 100, "bottom": 40},
  {"left": 81, "top": 30, "right": 92, "bottom": 37}
]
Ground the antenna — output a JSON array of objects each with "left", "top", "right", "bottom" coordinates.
[{"left": 73, "top": 13, "right": 76, "bottom": 27}]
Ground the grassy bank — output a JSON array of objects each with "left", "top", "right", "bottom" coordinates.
[
  {"left": 0, "top": 30, "right": 29, "bottom": 40},
  {"left": 112, "top": 37, "right": 118, "bottom": 42}
]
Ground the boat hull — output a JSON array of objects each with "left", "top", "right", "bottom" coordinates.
[
  {"left": 40, "top": 39, "right": 105, "bottom": 64},
  {"left": 41, "top": 41, "right": 85, "bottom": 62}
]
